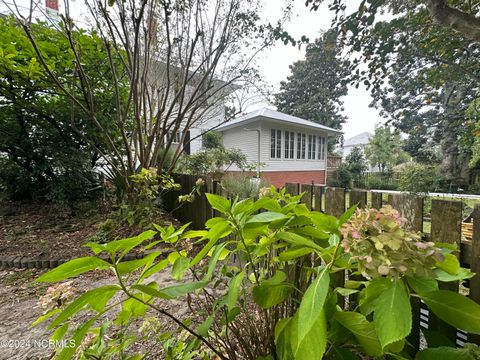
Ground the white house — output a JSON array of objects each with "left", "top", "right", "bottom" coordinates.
[
  {"left": 340, "top": 132, "right": 377, "bottom": 172},
  {"left": 215, "top": 108, "right": 342, "bottom": 187}
]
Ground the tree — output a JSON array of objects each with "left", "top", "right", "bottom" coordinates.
[
  {"left": 344, "top": 146, "right": 368, "bottom": 185},
  {"left": 0, "top": 17, "right": 119, "bottom": 201},
  {"left": 274, "top": 29, "right": 349, "bottom": 132},
  {"left": 301, "top": 1, "right": 480, "bottom": 186},
  {"left": 305, "top": 0, "right": 480, "bottom": 43},
  {"left": 365, "top": 125, "right": 407, "bottom": 173},
  {"left": 6, "top": 0, "right": 270, "bottom": 198}
]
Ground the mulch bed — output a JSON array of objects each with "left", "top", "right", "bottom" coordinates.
[{"left": 0, "top": 201, "right": 182, "bottom": 269}]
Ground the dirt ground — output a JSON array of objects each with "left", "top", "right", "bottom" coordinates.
[
  {"left": 0, "top": 201, "right": 106, "bottom": 259},
  {"left": 0, "top": 201, "right": 192, "bottom": 359},
  {"left": 0, "top": 266, "right": 194, "bottom": 360}
]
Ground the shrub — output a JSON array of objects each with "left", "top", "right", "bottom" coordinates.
[
  {"left": 398, "top": 163, "right": 439, "bottom": 194},
  {"left": 34, "top": 191, "right": 480, "bottom": 359},
  {"left": 220, "top": 173, "right": 270, "bottom": 198},
  {"left": 329, "top": 163, "right": 352, "bottom": 188}
]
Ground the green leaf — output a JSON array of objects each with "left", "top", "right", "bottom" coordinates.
[
  {"left": 247, "top": 211, "right": 290, "bottom": 223},
  {"left": 421, "top": 329, "right": 456, "bottom": 348},
  {"left": 190, "top": 221, "right": 231, "bottom": 268},
  {"left": 435, "top": 253, "right": 460, "bottom": 275},
  {"left": 204, "top": 242, "right": 228, "bottom": 281},
  {"left": 334, "top": 311, "right": 383, "bottom": 356},
  {"left": 32, "top": 308, "right": 61, "bottom": 327},
  {"left": 359, "top": 277, "right": 391, "bottom": 315},
  {"left": 276, "top": 231, "right": 323, "bottom": 251},
  {"left": 434, "top": 267, "right": 475, "bottom": 282},
  {"left": 421, "top": 290, "right": 480, "bottom": 334},
  {"left": 49, "top": 285, "right": 120, "bottom": 328},
  {"left": 57, "top": 317, "right": 97, "bottom": 360},
  {"left": 296, "top": 267, "right": 329, "bottom": 355},
  {"left": 133, "top": 281, "right": 207, "bottom": 300},
  {"left": 172, "top": 256, "right": 190, "bottom": 281},
  {"left": 275, "top": 317, "right": 294, "bottom": 360},
  {"left": 373, "top": 279, "right": 411, "bottom": 349},
  {"left": 331, "top": 346, "right": 360, "bottom": 360},
  {"left": 294, "top": 309, "right": 327, "bottom": 360},
  {"left": 196, "top": 316, "right": 214, "bottom": 337},
  {"left": 51, "top": 323, "right": 69, "bottom": 343},
  {"left": 278, "top": 247, "right": 314, "bottom": 261},
  {"left": 227, "top": 271, "right": 245, "bottom": 311},
  {"left": 406, "top": 276, "right": 438, "bottom": 295},
  {"left": 105, "top": 230, "right": 156, "bottom": 257},
  {"left": 138, "top": 258, "right": 169, "bottom": 282},
  {"left": 253, "top": 271, "right": 293, "bottom": 309},
  {"left": 206, "top": 193, "right": 231, "bottom": 213},
  {"left": 339, "top": 205, "right": 357, "bottom": 225},
  {"left": 415, "top": 347, "right": 474, "bottom": 360},
  {"left": 36, "top": 257, "right": 112, "bottom": 282},
  {"left": 117, "top": 252, "right": 162, "bottom": 276}
]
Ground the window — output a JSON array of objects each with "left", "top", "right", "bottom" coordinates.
[
  {"left": 169, "top": 131, "right": 182, "bottom": 144},
  {"left": 318, "top": 136, "right": 326, "bottom": 160},
  {"left": 297, "top": 133, "right": 306, "bottom": 159},
  {"left": 308, "top": 135, "right": 317, "bottom": 160},
  {"left": 284, "top": 131, "right": 295, "bottom": 159},
  {"left": 271, "top": 129, "right": 282, "bottom": 159}
]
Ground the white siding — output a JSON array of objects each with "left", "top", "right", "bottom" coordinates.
[
  {"left": 221, "top": 118, "right": 328, "bottom": 172},
  {"left": 221, "top": 126, "right": 260, "bottom": 171},
  {"left": 189, "top": 104, "right": 225, "bottom": 154},
  {"left": 259, "top": 120, "right": 327, "bottom": 172}
]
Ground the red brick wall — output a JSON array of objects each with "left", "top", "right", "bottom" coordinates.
[{"left": 224, "top": 171, "right": 326, "bottom": 188}]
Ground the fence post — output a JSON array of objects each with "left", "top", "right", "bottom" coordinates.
[
  {"left": 388, "top": 193, "right": 424, "bottom": 354},
  {"left": 349, "top": 189, "right": 367, "bottom": 209},
  {"left": 371, "top": 191, "right": 383, "bottom": 209},
  {"left": 324, "top": 187, "right": 346, "bottom": 308},
  {"left": 300, "top": 183, "right": 313, "bottom": 210},
  {"left": 388, "top": 193, "right": 424, "bottom": 232},
  {"left": 469, "top": 204, "right": 480, "bottom": 344},
  {"left": 312, "top": 185, "right": 323, "bottom": 212},
  {"left": 325, "top": 187, "right": 346, "bottom": 218},
  {"left": 429, "top": 199, "right": 463, "bottom": 344},
  {"left": 285, "top": 182, "right": 300, "bottom": 196}
]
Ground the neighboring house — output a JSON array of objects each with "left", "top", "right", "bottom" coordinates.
[
  {"left": 215, "top": 108, "right": 342, "bottom": 187},
  {"left": 340, "top": 132, "right": 376, "bottom": 172}
]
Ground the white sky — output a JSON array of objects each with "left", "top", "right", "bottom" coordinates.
[
  {"left": 256, "top": 0, "right": 384, "bottom": 139},
  {"left": 0, "top": 0, "right": 385, "bottom": 139}
]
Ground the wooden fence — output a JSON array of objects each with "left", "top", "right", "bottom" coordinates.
[{"left": 164, "top": 175, "right": 480, "bottom": 349}]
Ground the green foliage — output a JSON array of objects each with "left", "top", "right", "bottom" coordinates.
[
  {"left": 398, "top": 163, "right": 441, "bottom": 194},
  {"left": 274, "top": 29, "right": 349, "bottom": 145},
  {"left": 345, "top": 147, "right": 368, "bottom": 186},
  {"left": 365, "top": 125, "right": 408, "bottom": 174},
  {"left": 329, "top": 163, "right": 352, "bottom": 188},
  {"left": 221, "top": 173, "right": 270, "bottom": 198},
  {"left": 178, "top": 147, "right": 249, "bottom": 178},
  {"left": 34, "top": 189, "right": 479, "bottom": 359},
  {"left": 202, "top": 131, "right": 223, "bottom": 149},
  {"left": 0, "top": 17, "right": 121, "bottom": 203}
]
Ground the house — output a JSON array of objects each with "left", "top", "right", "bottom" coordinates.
[
  {"left": 340, "top": 132, "right": 377, "bottom": 172},
  {"left": 215, "top": 108, "right": 342, "bottom": 187},
  {"left": 341, "top": 132, "right": 372, "bottom": 159}
]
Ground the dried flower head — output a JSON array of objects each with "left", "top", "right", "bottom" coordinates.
[
  {"left": 341, "top": 206, "right": 443, "bottom": 278},
  {"left": 38, "top": 281, "right": 75, "bottom": 312}
]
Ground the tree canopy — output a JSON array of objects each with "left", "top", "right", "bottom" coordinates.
[{"left": 274, "top": 29, "right": 349, "bottom": 131}]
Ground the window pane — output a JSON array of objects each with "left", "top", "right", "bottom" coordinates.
[
  {"left": 271, "top": 129, "right": 276, "bottom": 158},
  {"left": 277, "top": 130, "right": 282, "bottom": 158}
]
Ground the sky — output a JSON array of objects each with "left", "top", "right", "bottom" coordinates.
[
  {"left": 256, "top": 0, "right": 384, "bottom": 139},
  {"left": 0, "top": 0, "right": 385, "bottom": 139}
]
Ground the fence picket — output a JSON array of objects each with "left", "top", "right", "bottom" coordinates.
[
  {"left": 429, "top": 199, "right": 463, "bottom": 344},
  {"left": 469, "top": 204, "right": 480, "bottom": 344}
]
